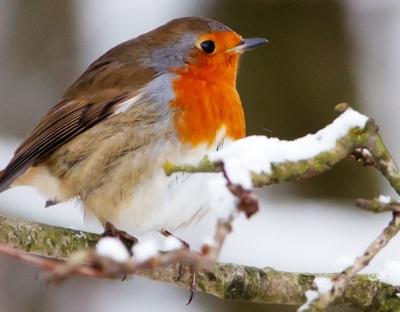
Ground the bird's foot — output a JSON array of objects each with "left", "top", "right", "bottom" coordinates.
[{"left": 160, "top": 230, "right": 196, "bottom": 304}]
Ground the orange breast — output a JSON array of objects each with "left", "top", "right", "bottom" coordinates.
[{"left": 171, "top": 48, "right": 245, "bottom": 147}]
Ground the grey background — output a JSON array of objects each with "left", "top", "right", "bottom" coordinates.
[{"left": 0, "top": 1, "right": 399, "bottom": 311}]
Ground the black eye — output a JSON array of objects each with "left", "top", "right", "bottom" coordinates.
[{"left": 200, "top": 40, "right": 215, "bottom": 54}]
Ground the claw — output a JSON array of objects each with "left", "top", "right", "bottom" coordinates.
[
  {"left": 160, "top": 230, "right": 196, "bottom": 304},
  {"left": 187, "top": 290, "right": 194, "bottom": 305},
  {"left": 186, "top": 266, "right": 197, "bottom": 305}
]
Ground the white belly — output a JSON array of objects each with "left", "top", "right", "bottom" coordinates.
[
  {"left": 107, "top": 129, "right": 230, "bottom": 235},
  {"left": 112, "top": 169, "right": 219, "bottom": 235}
]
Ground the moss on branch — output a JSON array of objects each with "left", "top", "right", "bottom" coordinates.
[
  {"left": 0, "top": 215, "right": 99, "bottom": 258},
  {"left": 140, "top": 264, "right": 400, "bottom": 311}
]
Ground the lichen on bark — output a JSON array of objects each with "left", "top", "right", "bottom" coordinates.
[{"left": 0, "top": 215, "right": 99, "bottom": 258}]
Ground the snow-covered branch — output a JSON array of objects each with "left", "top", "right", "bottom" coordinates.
[{"left": 165, "top": 105, "right": 374, "bottom": 189}]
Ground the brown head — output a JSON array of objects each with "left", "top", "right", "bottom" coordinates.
[
  {"left": 131, "top": 17, "right": 267, "bottom": 146},
  {"left": 104, "top": 17, "right": 266, "bottom": 77}
]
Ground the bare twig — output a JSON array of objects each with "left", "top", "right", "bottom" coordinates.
[{"left": 303, "top": 210, "right": 400, "bottom": 311}]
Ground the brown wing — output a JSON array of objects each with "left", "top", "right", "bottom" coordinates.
[
  {"left": 0, "top": 44, "right": 155, "bottom": 192},
  {"left": 0, "top": 96, "right": 127, "bottom": 190}
]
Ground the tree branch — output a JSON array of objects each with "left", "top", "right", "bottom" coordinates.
[
  {"left": 0, "top": 215, "right": 99, "bottom": 257},
  {"left": 142, "top": 263, "right": 400, "bottom": 311},
  {"left": 0, "top": 214, "right": 398, "bottom": 311}
]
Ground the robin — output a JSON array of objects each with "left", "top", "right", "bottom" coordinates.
[{"left": 0, "top": 17, "right": 266, "bottom": 246}]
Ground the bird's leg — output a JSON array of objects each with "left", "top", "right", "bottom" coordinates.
[
  {"left": 160, "top": 230, "right": 196, "bottom": 305},
  {"left": 160, "top": 230, "right": 188, "bottom": 281},
  {"left": 102, "top": 221, "right": 138, "bottom": 251}
]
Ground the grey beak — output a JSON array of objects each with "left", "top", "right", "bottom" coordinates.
[{"left": 230, "top": 37, "right": 268, "bottom": 53}]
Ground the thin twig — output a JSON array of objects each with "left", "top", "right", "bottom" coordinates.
[
  {"left": 303, "top": 210, "right": 400, "bottom": 311},
  {"left": 355, "top": 198, "right": 400, "bottom": 213}
]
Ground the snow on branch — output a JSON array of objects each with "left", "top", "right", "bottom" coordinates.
[
  {"left": 0, "top": 105, "right": 400, "bottom": 311},
  {"left": 165, "top": 104, "right": 376, "bottom": 188},
  {"left": 209, "top": 107, "right": 368, "bottom": 189}
]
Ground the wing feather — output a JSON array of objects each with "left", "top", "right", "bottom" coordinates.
[
  {"left": 0, "top": 45, "right": 155, "bottom": 191},
  {"left": 0, "top": 95, "right": 132, "bottom": 191}
]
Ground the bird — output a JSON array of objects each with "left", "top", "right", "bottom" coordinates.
[{"left": 0, "top": 17, "right": 266, "bottom": 247}]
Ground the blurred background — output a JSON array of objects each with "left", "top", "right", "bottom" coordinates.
[{"left": 0, "top": 0, "right": 399, "bottom": 311}]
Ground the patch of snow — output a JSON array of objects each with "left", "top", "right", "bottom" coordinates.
[
  {"left": 132, "top": 240, "right": 159, "bottom": 262},
  {"left": 208, "top": 174, "right": 238, "bottom": 220},
  {"left": 361, "top": 148, "right": 373, "bottom": 158},
  {"left": 297, "top": 277, "right": 333, "bottom": 312},
  {"left": 378, "top": 195, "right": 391, "bottom": 204},
  {"left": 96, "top": 237, "right": 130, "bottom": 262},
  {"left": 163, "top": 236, "right": 183, "bottom": 251},
  {"left": 314, "top": 277, "right": 333, "bottom": 294},
  {"left": 209, "top": 108, "right": 368, "bottom": 189},
  {"left": 378, "top": 260, "right": 400, "bottom": 286},
  {"left": 298, "top": 290, "right": 319, "bottom": 312}
]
